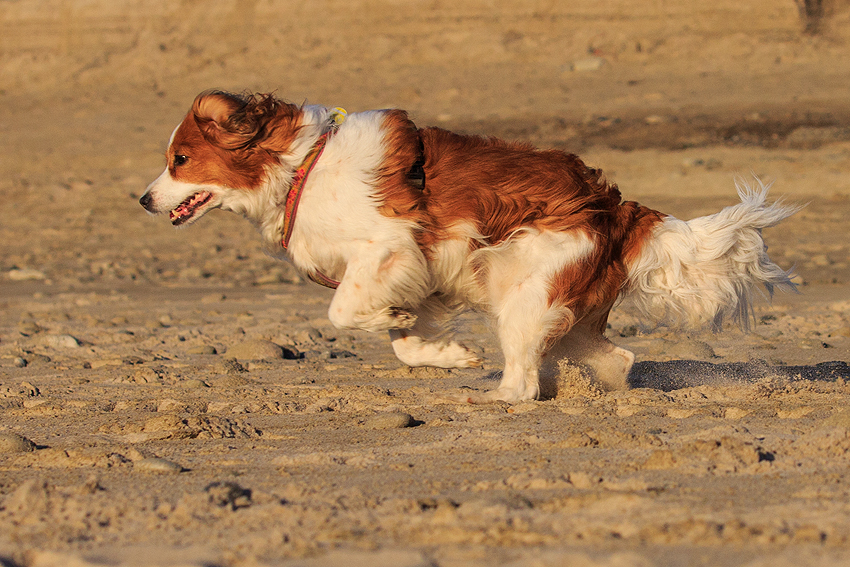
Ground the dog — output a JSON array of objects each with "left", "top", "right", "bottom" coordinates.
[{"left": 140, "top": 90, "right": 798, "bottom": 402}]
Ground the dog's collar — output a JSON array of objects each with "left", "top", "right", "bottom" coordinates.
[{"left": 281, "top": 107, "right": 347, "bottom": 289}]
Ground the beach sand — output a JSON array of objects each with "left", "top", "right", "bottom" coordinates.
[{"left": 2, "top": 1, "right": 850, "bottom": 565}]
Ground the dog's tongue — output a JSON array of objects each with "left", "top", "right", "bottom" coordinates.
[{"left": 170, "top": 191, "right": 211, "bottom": 223}]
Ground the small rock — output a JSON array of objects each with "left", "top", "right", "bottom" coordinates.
[
  {"left": 364, "top": 411, "right": 416, "bottom": 430},
  {"left": 8, "top": 268, "right": 46, "bottom": 281},
  {"left": 187, "top": 345, "right": 217, "bottom": 355},
  {"left": 13, "top": 357, "right": 27, "bottom": 368},
  {"left": 40, "top": 334, "right": 80, "bottom": 349},
  {"left": 226, "top": 339, "right": 284, "bottom": 361},
  {"left": 0, "top": 432, "right": 37, "bottom": 454},
  {"left": 134, "top": 457, "right": 184, "bottom": 473}
]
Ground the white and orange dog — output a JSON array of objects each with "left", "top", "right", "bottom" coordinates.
[{"left": 141, "top": 91, "right": 797, "bottom": 402}]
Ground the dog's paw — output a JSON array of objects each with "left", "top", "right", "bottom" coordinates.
[
  {"left": 444, "top": 342, "right": 483, "bottom": 368},
  {"left": 347, "top": 307, "right": 418, "bottom": 332},
  {"left": 391, "top": 336, "right": 483, "bottom": 369}
]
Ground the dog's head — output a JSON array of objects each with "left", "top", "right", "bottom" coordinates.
[{"left": 140, "top": 91, "right": 303, "bottom": 226}]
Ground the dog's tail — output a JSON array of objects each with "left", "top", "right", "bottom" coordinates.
[{"left": 623, "top": 178, "right": 801, "bottom": 331}]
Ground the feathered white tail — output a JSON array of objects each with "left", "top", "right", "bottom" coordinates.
[{"left": 624, "top": 179, "right": 801, "bottom": 331}]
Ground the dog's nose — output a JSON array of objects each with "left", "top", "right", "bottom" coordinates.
[{"left": 139, "top": 192, "right": 154, "bottom": 212}]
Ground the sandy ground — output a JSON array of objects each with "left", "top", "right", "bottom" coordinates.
[{"left": 3, "top": 1, "right": 850, "bottom": 565}]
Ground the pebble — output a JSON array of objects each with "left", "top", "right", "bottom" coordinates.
[
  {"left": 134, "top": 457, "right": 184, "bottom": 473},
  {"left": 40, "top": 334, "right": 80, "bottom": 349},
  {"left": 364, "top": 411, "right": 416, "bottom": 430},
  {"left": 0, "top": 432, "right": 37, "bottom": 454},
  {"left": 13, "top": 357, "right": 27, "bottom": 368},
  {"left": 226, "top": 339, "right": 284, "bottom": 361},
  {"left": 187, "top": 345, "right": 217, "bottom": 355}
]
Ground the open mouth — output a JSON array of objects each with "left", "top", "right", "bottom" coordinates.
[{"left": 170, "top": 191, "right": 213, "bottom": 226}]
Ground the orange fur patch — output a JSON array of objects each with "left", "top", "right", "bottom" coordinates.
[
  {"left": 168, "top": 91, "right": 303, "bottom": 190},
  {"left": 375, "top": 124, "right": 665, "bottom": 331}
]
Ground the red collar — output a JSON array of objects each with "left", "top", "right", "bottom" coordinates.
[{"left": 280, "top": 131, "right": 340, "bottom": 289}]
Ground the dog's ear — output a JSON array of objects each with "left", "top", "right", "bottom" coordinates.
[
  {"left": 191, "top": 91, "right": 272, "bottom": 150},
  {"left": 192, "top": 91, "right": 301, "bottom": 153}
]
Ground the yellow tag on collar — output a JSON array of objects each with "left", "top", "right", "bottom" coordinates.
[{"left": 330, "top": 107, "right": 347, "bottom": 126}]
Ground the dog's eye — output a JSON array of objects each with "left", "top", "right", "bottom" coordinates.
[{"left": 173, "top": 155, "right": 189, "bottom": 166}]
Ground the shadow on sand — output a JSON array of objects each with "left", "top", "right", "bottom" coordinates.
[{"left": 628, "top": 359, "right": 850, "bottom": 392}]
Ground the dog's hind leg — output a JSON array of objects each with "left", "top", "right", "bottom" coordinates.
[
  {"left": 389, "top": 297, "right": 482, "bottom": 369},
  {"left": 460, "top": 229, "right": 595, "bottom": 403},
  {"left": 465, "top": 289, "right": 571, "bottom": 403},
  {"left": 540, "top": 317, "right": 635, "bottom": 394}
]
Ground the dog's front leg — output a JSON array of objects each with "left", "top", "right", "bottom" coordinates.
[
  {"left": 388, "top": 297, "right": 483, "bottom": 369},
  {"left": 327, "top": 241, "right": 429, "bottom": 333}
]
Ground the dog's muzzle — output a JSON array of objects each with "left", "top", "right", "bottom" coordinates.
[{"left": 139, "top": 192, "right": 155, "bottom": 213}]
